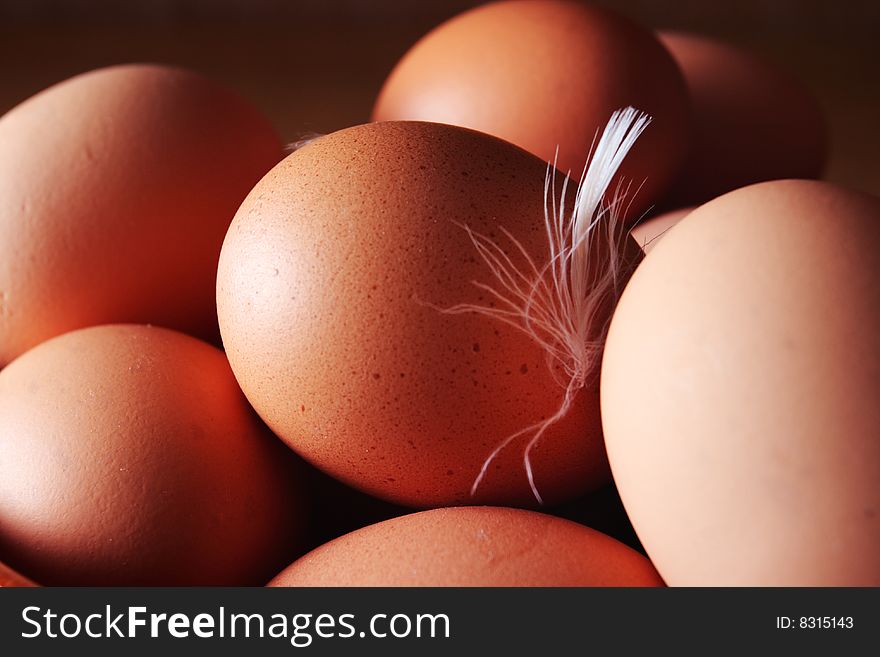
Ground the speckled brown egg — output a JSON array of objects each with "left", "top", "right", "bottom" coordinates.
[
  {"left": 269, "top": 506, "right": 663, "bottom": 586},
  {"left": 602, "top": 180, "right": 880, "bottom": 586},
  {"left": 217, "top": 121, "right": 640, "bottom": 508},
  {"left": 0, "top": 324, "right": 306, "bottom": 586},
  {"left": 372, "top": 0, "right": 690, "bottom": 219},
  {"left": 0, "top": 64, "right": 282, "bottom": 367},
  {"left": 658, "top": 32, "right": 827, "bottom": 208},
  {"left": 630, "top": 207, "right": 693, "bottom": 253}
]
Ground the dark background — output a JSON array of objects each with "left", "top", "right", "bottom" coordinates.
[{"left": 1, "top": 0, "right": 878, "bottom": 195}]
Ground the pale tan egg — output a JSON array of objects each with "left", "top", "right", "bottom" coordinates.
[
  {"left": 602, "top": 180, "right": 880, "bottom": 586},
  {"left": 630, "top": 207, "right": 694, "bottom": 253}
]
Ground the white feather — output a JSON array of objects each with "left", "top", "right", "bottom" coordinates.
[{"left": 431, "top": 107, "right": 651, "bottom": 503}]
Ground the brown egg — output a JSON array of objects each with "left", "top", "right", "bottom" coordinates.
[
  {"left": 630, "top": 207, "right": 693, "bottom": 253},
  {"left": 659, "top": 32, "right": 827, "bottom": 208},
  {"left": 373, "top": 0, "right": 690, "bottom": 218},
  {"left": 0, "top": 560, "right": 36, "bottom": 587},
  {"left": 0, "top": 324, "right": 306, "bottom": 586},
  {"left": 0, "top": 64, "right": 282, "bottom": 368},
  {"left": 269, "top": 507, "right": 663, "bottom": 586},
  {"left": 218, "top": 120, "right": 643, "bottom": 509},
  {"left": 601, "top": 180, "right": 880, "bottom": 586}
]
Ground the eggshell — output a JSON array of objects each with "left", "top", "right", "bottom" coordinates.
[
  {"left": 0, "top": 324, "right": 306, "bottom": 586},
  {"left": 601, "top": 180, "right": 880, "bottom": 586},
  {"left": 217, "top": 121, "right": 641, "bottom": 508},
  {"left": 0, "top": 560, "right": 36, "bottom": 587},
  {"left": 630, "top": 207, "right": 693, "bottom": 253},
  {"left": 0, "top": 64, "right": 282, "bottom": 368},
  {"left": 659, "top": 32, "right": 827, "bottom": 207},
  {"left": 373, "top": 0, "right": 690, "bottom": 218},
  {"left": 269, "top": 507, "right": 663, "bottom": 586}
]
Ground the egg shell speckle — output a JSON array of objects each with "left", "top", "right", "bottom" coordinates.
[{"left": 217, "top": 120, "right": 640, "bottom": 508}]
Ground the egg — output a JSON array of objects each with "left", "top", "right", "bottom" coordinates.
[
  {"left": 0, "top": 324, "right": 306, "bottom": 586},
  {"left": 630, "top": 207, "right": 693, "bottom": 253},
  {"left": 0, "top": 64, "right": 282, "bottom": 368},
  {"left": 217, "top": 120, "right": 643, "bottom": 508},
  {"left": 0, "top": 560, "right": 36, "bottom": 587},
  {"left": 373, "top": 0, "right": 690, "bottom": 218},
  {"left": 658, "top": 32, "right": 827, "bottom": 208},
  {"left": 269, "top": 506, "right": 662, "bottom": 586},
  {"left": 601, "top": 180, "right": 880, "bottom": 585}
]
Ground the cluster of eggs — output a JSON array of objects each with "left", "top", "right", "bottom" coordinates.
[{"left": 1, "top": 0, "right": 877, "bottom": 587}]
